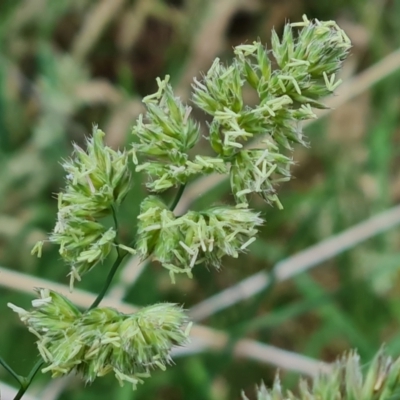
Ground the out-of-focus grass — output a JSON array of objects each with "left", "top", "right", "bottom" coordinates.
[{"left": 1, "top": 1, "right": 400, "bottom": 399}]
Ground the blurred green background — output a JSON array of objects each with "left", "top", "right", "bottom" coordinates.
[{"left": 1, "top": 0, "right": 400, "bottom": 399}]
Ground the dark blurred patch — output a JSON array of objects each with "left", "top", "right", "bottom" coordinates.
[
  {"left": 163, "top": 0, "right": 185, "bottom": 8},
  {"left": 129, "top": 16, "right": 174, "bottom": 95},
  {"left": 226, "top": 10, "right": 261, "bottom": 45},
  {"left": 89, "top": 22, "right": 119, "bottom": 82},
  {"left": 88, "top": 15, "right": 175, "bottom": 96},
  {"left": 53, "top": 11, "right": 83, "bottom": 51},
  {"left": 302, "top": 0, "right": 359, "bottom": 20}
]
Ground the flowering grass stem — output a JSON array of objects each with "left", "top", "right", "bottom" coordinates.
[
  {"left": 111, "top": 205, "right": 120, "bottom": 244},
  {"left": 12, "top": 359, "right": 43, "bottom": 400},
  {"left": 89, "top": 185, "right": 187, "bottom": 311},
  {"left": 0, "top": 357, "right": 23, "bottom": 386},
  {"left": 88, "top": 251, "right": 127, "bottom": 310},
  {"left": 4, "top": 16, "right": 353, "bottom": 398},
  {"left": 169, "top": 184, "right": 186, "bottom": 211}
]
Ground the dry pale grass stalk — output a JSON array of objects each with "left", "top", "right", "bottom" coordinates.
[
  {"left": 1, "top": 380, "right": 38, "bottom": 400},
  {"left": 37, "top": 376, "right": 75, "bottom": 400},
  {"left": 189, "top": 206, "right": 400, "bottom": 321},
  {"left": 71, "top": 0, "right": 127, "bottom": 61},
  {"left": 5, "top": 0, "right": 47, "bottom": 36},
  {"left": 104, "top": 100, "right": 144, "bottom": 148},
  {"left": 189, "top": 204, "right": 400, "bottom": 321},
  {"left": 74, "top": 80, "right": 124, "bottom": 105},
  {"left": 175, "top": 0, "right": 250, "bottom": 98},
  {"left": 116, "top": 0, "right": 155, "bottom": 53},
  {"left": 106, "top": 255, "right": 145, "bottom": 299}
]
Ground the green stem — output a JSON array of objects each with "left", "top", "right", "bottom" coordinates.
[
  {"left": 88, "top": 251, "right": 127, "bottom": 310},
  {"left": 111, "top": 206, "right": 119, "bottom": 241},
  {"left": 0, "top": 357, "right": 23, "bottom": 386},
  {"left": 169, "top": 184, "right": 186, "bottom": 211},
  {"left": 88, "top": 185, "right": 186, "bottom": 312},
  {"left": 12, "top": 359, "right": 43, "bottom": 400},
  {"left": 87, "top": 204, "right": 129, "bottom": 311}
]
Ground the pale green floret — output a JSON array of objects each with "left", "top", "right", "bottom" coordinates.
[
  {"left": 136, "top": 196, "right": 174, "bottom": 258},
  {"left": 192, "top": 59, "right": 243, "bottom": 116},
  {"left": 32, "top": 127, "right": 132, "bottom": 288},
  {"left": 192, "top": 15, "right": 350, "bottom": 204},
  {"left": 50, "top": 215, "right": 116, "bottom": 289},
  {"left": 31, "top": 240, "right": 44, "bottom": 257},
  {"left": 132, "top": 75, "right": 209, "bottom": 192},
  {"left": 136, "top": 154, "right": 228, "bottom": 192},
  {"left": 242, "top": 349, "right": 400, "bottom": 400},
  {"left": 230, "top": 145, "right": 292, "bottom": 206},
  {"left": 8, "top": 289, "right": 80, "bottom": 334},
  {"left": 8, "top": 290, "right": 190, "bottom": 390},
  {"left": 137, "top": 200, "right": 263, "bottom": 282},
  {"left": 61, "top": 127, "right": 131, "bottom": 218}
]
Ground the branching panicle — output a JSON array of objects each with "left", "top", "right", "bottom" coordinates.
[
  {"left": 32, "top": 127, "right": 134, "bottom": 289},
  {"left": 6, "top": 15, "right": 355, "bottom": 396},
  {"left": 192, "top": 16, "right": 351, "bottom": 204}
]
